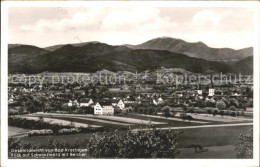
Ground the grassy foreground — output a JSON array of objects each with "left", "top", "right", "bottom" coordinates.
[{"left": 18, "top": 125, "right": 252, "bottom": 148}]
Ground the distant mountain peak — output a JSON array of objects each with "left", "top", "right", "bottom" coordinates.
[{"left": 126, "top": 37, "right": 253, "bottom": 62}]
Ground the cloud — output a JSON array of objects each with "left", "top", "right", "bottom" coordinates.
[
  {"left": 191, "top": 10, "right": 230, "bottom": 32},
  {"left": 190, "top": 9, "right": 253, "bottom": 33},
  {"left": 10, "top": 7, "right": 254, "bottom": 49},
  {"left": 20, "top": 7, "right": 178, "bottom": 34}
]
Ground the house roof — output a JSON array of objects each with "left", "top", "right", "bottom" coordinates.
[
  {"left": 99, "top": 102, "right": 113, "bottom": 106},
  {"left": 111, "top": 99, "right": 120, "bottom": 103},
  {"left": 80, "top": 98, "right": 92, "bottom": 103}
]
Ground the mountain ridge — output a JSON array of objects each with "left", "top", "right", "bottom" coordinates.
[
  {"left": 124, "top": 37, "right": 253, "bottom": 62},
  {"left": 8, "top": 37, "right": 253, "bottom": 74}
]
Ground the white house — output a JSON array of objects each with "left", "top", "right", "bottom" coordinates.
[
  {"left": 157, "top": 97, "right": 164, "bottom": 104},
  {"left": 94, "top": 102, "right": 114, "bottom": 115},
  {"left": 8, "top": 96, "right": 14, "bottom": 103},
  {"left": 197, "top": 90, "right": 202, "bottom": 95},
  {"left": 112, "top": 99, "right": 125, "bottom": 109},
  {"left": 68, "top": 100, "right": 79, "bottom": 107},
  {"left": 68, "top": 100, "right": 73, "bottom": 106},
  {"left": 153, "top": 99, "right": 158, "bottom": 105},
  {"left": 176, "top": 93, "right": 183, "bottom": 97},
  {"left": 80, "top": 98, "right": 94, "bottom": 107},
  {"left": 153, "top": 97, "right": 164, "bottom": 105},
  {"left": 208, "top": 89, "right": 215, "bottom": 97},
  {"left": 117, "top": 100, "right": 125, "bottom": 109},
  {"left": 94, "top": 102, "right": 103, "bottom": 115}
]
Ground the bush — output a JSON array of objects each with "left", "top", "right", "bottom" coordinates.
[
  {"left": 231, "top": 112, "right": 236, "bottom": 117},
  {"left": 226, "top": 110, "right": 232, "bottom": 115},
  {"left": 235, "top": 128, "right": 253, "bottom": 158},
  {"left": 229, "top": 106, "right": 237, "bottom": 111},
  {"left": 230, "top": 98, "right": 239, "bottom": 108},
  {"left": 161, "top": 106, "right": 171, "bottom": 118},
  {"left": 216, "top": 100, "right": 226, "bottom": 110},
  {"left": 9, "top": 129, "right": 182, "bottom": 158},
  {"left": 213, "top": 109, "right": 219, "bottom": 116},
  {"left": 197, "top": 100, "right": 206, "bottom": 108},
  {"left": 8, "top": 117, "right": 102, "bottom": 134},
  {"left": 28, "top": 129, "right": 53, "bottom": 136},
  {"left": 240, "top": 111, "right": 245, "bottom": 116},
  {"left": 58, "top": 128, "right": 81, "bottom": 134},
  {"left": 181, "top": 115, "right": 193, "bottom": 122},
  {"left": 87, "top": 129, "right": 182, "bottom": 158},
  {"left": 207, "top": 109, "right": 212, "bottom": 114},
  {"left": 219, "top": 110, "right": 225, "bottom": 117},
  {"left": 187, "top": 107, "right": 194, "bottom": 113}
]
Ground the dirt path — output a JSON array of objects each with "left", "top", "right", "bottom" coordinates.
[
  {"left": 136, "top": 114, "right": 209, "bottom": 124},
  {"left": 134, "top": 122, "right": 253, "bottom": 131},
  {"left": 187, "top": 114, "right": 252, "bottom": 122}
]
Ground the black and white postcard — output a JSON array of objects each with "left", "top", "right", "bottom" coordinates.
[{"left": 1, "top": 1, "right": 259, "bottom": 167}]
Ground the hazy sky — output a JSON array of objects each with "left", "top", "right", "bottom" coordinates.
[{"left": 8, "top": 7, "right": 255, "bottom": 49}]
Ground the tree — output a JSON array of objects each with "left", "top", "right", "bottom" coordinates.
[
  {"left": 161, "top": 106, "right": 171, "bottom": 118},
  {"left": 235, "top": 128, "right": 253, "bottom": 158},
  {"left": 142, "top": 108, "right": 147, "bottom": 115},
  {"left": 148, "top": 107, "right": 155, "bottom": 116},
  {"left": 171, "top": 108, "right": 177, "bottom": 117},
  {"left": 26, "top": 102, "right": 37, "bottom": 114},
  {"left": 219, "top": 110, "right": 225, "bottom": 117},
  {"left": 114, "top": 106, "right": 121, "bottom": 115},
  {"left": 205, "top": 98, "right": 216, "bottom": 107},
  {"left": 229, "top": 106, "right": 237, "bottom": 111},
  {"left": 185, "top": 115, "right": 193, "bottom": 122},
  {"left": 231, "top": 112, "right": 236, "bottom": 118},
  {"left": 207, "top": 109, "right": 212, "bottom": 115},
  {"left": 197, "top": 100, "right": 206, "bottom": 108},
  {"left": 85, "top": 106, "right": 94, "bottom": 114},
  {"left": 18, "top": 107, "right": 24, "bottom": 115},
  {"left": 187, "top": 107, "right": 194, "bottom": 113},
  {"left": 138, "top": 107, "right": 144, "bottom": 114},
  {"left": 182, "top": 106, "right": 188, "bottom": 113},
  {"left": 87, "top": 129, "right": 182, "bottom": 158},
  {"left": 230, "top": 98, "right": 239, "bottom": 108},
  {"left": 247, "top": 90, "right": 253, "bottom": 98},
  {"left": 128, "top": 107, "right": 133, "bottom": 114},
  {"left": 213, "top": 109, "right": 218, "bottom": 117},
  {"left": 221, "top": 97, "right": 230, "bottom": 108},
  {"left": 216, "top": 100, "right": 226, "bottom": 111}
]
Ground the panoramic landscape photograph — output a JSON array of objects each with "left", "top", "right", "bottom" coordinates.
[{"left": 5, "top": 5, "right": 256, "bottom": 160}]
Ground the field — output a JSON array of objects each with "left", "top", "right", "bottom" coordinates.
[
  {"left": 11, "top": 111, "right": 253, "bottom": 132},
  {"left": 15, "top": 124, "right": 252, "bottom": 158},
  {"left": 9, "top": 126, "right": 30, "bottom": 137},
  {"left": 178, "top": 145, "right": 237, "bottom": 159},
  {"left": 17, "top": 123, "right": 252, "bottom": 147},
  {"left": 9, "top": 111, "right": 253, "bottom": 158}
]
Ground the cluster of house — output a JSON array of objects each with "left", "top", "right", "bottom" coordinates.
[
  {"left": 65, "top": 86, "right": 251, "bottom": 115},
  {"left": 66, "top": 95, "right": 166, "bottom": 115},
  {"left": 175, "top": 87, "right": 247, "bottom": 100},
  {"left": 67, "top": 98, "right": 125, "bottom": 115},
  {"left": 8, "top": 82, "right": 253, "bottom": 115}
]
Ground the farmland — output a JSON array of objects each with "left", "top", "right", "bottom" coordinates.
[
  {"left": 9, "top": 111, "right": 253, "bottom": 159},
  {"left": 13, "top": 121, "right": 252, "bottom": 158}
]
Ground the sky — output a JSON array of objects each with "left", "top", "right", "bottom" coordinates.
[{"left": 8, "top": 7, "right": 255, "bottom": 49}]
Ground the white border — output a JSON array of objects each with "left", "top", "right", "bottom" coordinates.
[{"left": 1, "top": 1, "right": 259, "bottom": 167}]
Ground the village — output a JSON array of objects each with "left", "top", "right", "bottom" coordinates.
[
  {"left": 7, "top": 71, "right": 254, "bottom": 159},
  {"left": 8, "top": 70, "right": 253, "bottom": 117}
]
